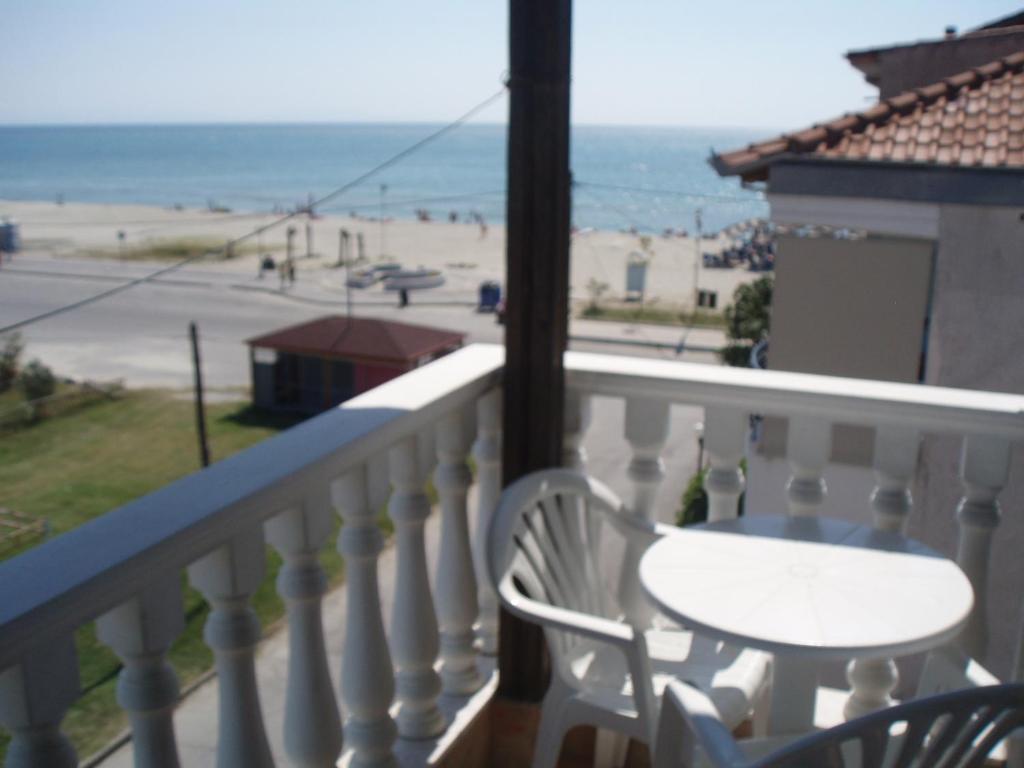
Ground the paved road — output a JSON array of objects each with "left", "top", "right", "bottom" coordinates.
[{"left": 0, "top": 255, "right": 712, "bottom": 521}]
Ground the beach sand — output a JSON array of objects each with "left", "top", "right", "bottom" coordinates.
[{"left": 1, "top": 200, "right": 760, "bottom": 307}]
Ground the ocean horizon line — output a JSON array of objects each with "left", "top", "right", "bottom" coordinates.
[{"left": 0, "top": 119, "right": 782, "bottom": 134}]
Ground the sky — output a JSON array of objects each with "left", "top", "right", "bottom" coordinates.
[{"left": 2, "top": 0, "right": 1021, "bottom": 129}]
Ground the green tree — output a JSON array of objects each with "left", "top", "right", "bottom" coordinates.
[
  {"left": 0, "top": 333, "right": 24, "bottom": 392},
  {"left": 719, "top": 276, "right": 772, "bottom": 367},
  {"left": 19, "top": 359, "right": 57, "bottom": 418}
]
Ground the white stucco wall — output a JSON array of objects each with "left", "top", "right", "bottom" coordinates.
[
  {"left": 756, "top": 197, "right": 1024, "bottom": 680},
  {"left": 915, "top": 203, "right": 1024, "bottom": 680}
]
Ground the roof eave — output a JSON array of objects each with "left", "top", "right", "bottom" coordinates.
[{"left": 709, "top": 152, "right": 776, "bottom": 183}]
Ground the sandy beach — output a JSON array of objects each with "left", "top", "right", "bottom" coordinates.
[{"left": 1, "top": 200, "right": 760, "bottom": 308}]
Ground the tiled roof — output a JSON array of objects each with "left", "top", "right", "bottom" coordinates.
[
  {"left": 712, "top": 52, "right": 1024, "bottom": 181},
  {"left": 247, "top": 315, "right": 464, "bottom": 364}
]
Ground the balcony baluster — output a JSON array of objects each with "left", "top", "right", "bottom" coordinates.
[
  {"left": 843, "top": 426, "right": 920, "bottom": 720},
  {"left": 388, "top": 435, "right": 445, "bottom": 738},
  {"left": 955, "top": 435, "right": 1010, "bottom": 662},
  {"left": 786, "top": 415, "right": 830, "bottom": 517},
  {"left": 563, "top": 389, "right": 591, "bottom": 470},
  {"left": 703, "top": 407, "right": 748, "bottom": 523},
  {"left": 471, "top": 388, "right": 502, "bottom": 655},
  {"left": 620, "top": 397, "right": 670, "bottom": 626},
  {"left": 335, "top": 467, "right": 398, "bottom": 767},
  {"left": 435, "top": 408, "right": 483, "bottom": 694},
  {"left": 96, "top": 576, "right": 184, "bottom": 768},
  {"left": 188, "top": 529, "right": 274, "bottom": 768},
  {"left": 0, "top": 638, "right": 79, "bottom": 768},
  {"left": 266, "top": 492, "right": 343, "bottom": 767}
]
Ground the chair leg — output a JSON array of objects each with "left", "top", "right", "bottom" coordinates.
[
  {"left": 532, "top": 690, "right": 572, "bottom": 768},
  {"left": 594, "top": 728, "right": 630, "bottom": 768}
]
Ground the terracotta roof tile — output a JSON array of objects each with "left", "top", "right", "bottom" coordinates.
[
  {"left": 712, "top": 53, "right": 1024, "bottom": 180},
  {"left": 246, "top": 316, "right": 464, "bottom": 364}
]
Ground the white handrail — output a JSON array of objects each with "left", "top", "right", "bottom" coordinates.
[{"left": 565, "top": 350, "right": 1024, "bottom": 439}]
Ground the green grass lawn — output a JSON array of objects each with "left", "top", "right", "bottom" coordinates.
[
  {"left": 579, "top": 303, "right": 726, "bottom": 329},
  {"left": 0, "top": 390, "right": 345, "bottom": 761}
]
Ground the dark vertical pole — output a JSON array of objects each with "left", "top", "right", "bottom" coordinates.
[
  {"left": 190, "top": 322, "right": 210, "bottom": 468},
  {"left": 500, "top": 0, "right": 572, "bottom": 702}
]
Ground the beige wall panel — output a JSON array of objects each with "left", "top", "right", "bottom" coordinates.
[{"left": 769, "top": 235, "right": 934, "bottom": 382}]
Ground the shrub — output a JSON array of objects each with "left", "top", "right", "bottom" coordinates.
[
  {"left": 676, "top": 459, "right": 747, "bottom": 527},
  {"left": 0, "top": 332, "right": 24, "bottom": 392},
  {"left": 718, "top": 276, "right": 773, "bottom": 367},
  {"left": 19, "top": 360, "right": 57, "bottom": 417}
]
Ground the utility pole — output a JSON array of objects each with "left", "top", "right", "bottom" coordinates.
[
  {"left": 379, "top": 184, "right": 388, "bottom": 259},
  {"left": 693, "top": 207, "right": 703, "bottom": 313},
  {"left": 341, "top": 228, "right": 352, "bottom": 317},
  {"left": 189, "top": 322, "right": 210, "bottom": 468},
  {"left": 305, "top": 220, "right": 314, "bottom": 259}
]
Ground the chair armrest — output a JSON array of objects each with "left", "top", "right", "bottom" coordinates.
[
  {"left": 653, "top": 681, "right": 749, "bottom": 768},
  {"left": 497, "top": 573, "right": 635, "bottom": 649}
]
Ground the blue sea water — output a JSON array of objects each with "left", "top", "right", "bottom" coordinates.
[{"left": 0, "top": 123, "right": 770, "bottom": 233}]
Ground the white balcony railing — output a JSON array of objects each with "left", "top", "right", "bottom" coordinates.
[{"left": 1, "top": 343, "right": 1023, "bottom": 768}]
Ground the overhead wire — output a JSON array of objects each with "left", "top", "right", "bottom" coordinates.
[{"left": 0, "top": 85, "right": 508, "bottom": 335}]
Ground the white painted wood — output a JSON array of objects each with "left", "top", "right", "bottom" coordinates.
[
  {"left": 843, "top": 426, "right": 920, "bottom": 720},
  {"left": 266, "top": 491, "right": 343, "bottom": 768},
  {"left": 562, "top": 388, "right": 592, "bottom": 469},
  {"left": 387, "top": 436, "right": 445, "bottom": 738},
  {"left": 785, "top": 415, "right": 830, "bottom": 516},
  {"left": 955, "top": 435, "right": 1011, "bottom": 663},
  {"left": 434, "top": 408, "right": 483, "bottom": 694},
  {"left": 471, "top": 388, "right": 501, "bottom": 655},
  {"left": 0, "top": 637, "right": 79, "bottom": 768},
  {"left": 188, "top": 529, "right": 274, "bottom": 768},
  {"left": 767, "top": 193, "right": 940, "bottom": 239},
  {"left": 619, "top": 397, "right": 670, "bottom": 626},
  {"left": 96, "top": 576, "right": 184, "bottom": 768},
  {"left": 334, "top": 468, "right": 397, "bottom": 768},
  {"left": 703, "top": 407, "right": 748, "bottom": 523}
]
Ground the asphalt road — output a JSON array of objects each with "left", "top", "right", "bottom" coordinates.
[{"left": 0, "top": 258, "right": 708, "bottom": 522}]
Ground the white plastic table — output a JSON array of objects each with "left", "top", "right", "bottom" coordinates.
[{"left": 639, "top": 514, "right": 973, "bottom": 734}]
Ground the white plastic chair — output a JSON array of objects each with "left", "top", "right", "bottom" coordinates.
[
  {"left": 487, "top": 468, "right": 772, "bottom": 768},
  {"left": 653, "top": 678, "right": 1024, "bottom": 768}
]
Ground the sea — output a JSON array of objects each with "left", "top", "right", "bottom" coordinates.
[{"left": 0, "top": 124, "right": 771, "bottom": 234}]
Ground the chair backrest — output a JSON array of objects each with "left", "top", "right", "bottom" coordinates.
[
  {"left": 753, "top": 683, "right": 1024, "bottom": 768},
  {"left": 487, "top": 469, "right": 631, "bottom": 676}
]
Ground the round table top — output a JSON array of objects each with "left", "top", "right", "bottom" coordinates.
[{"left": 639, "top": 515, "right": 973, "bottom": 660}]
